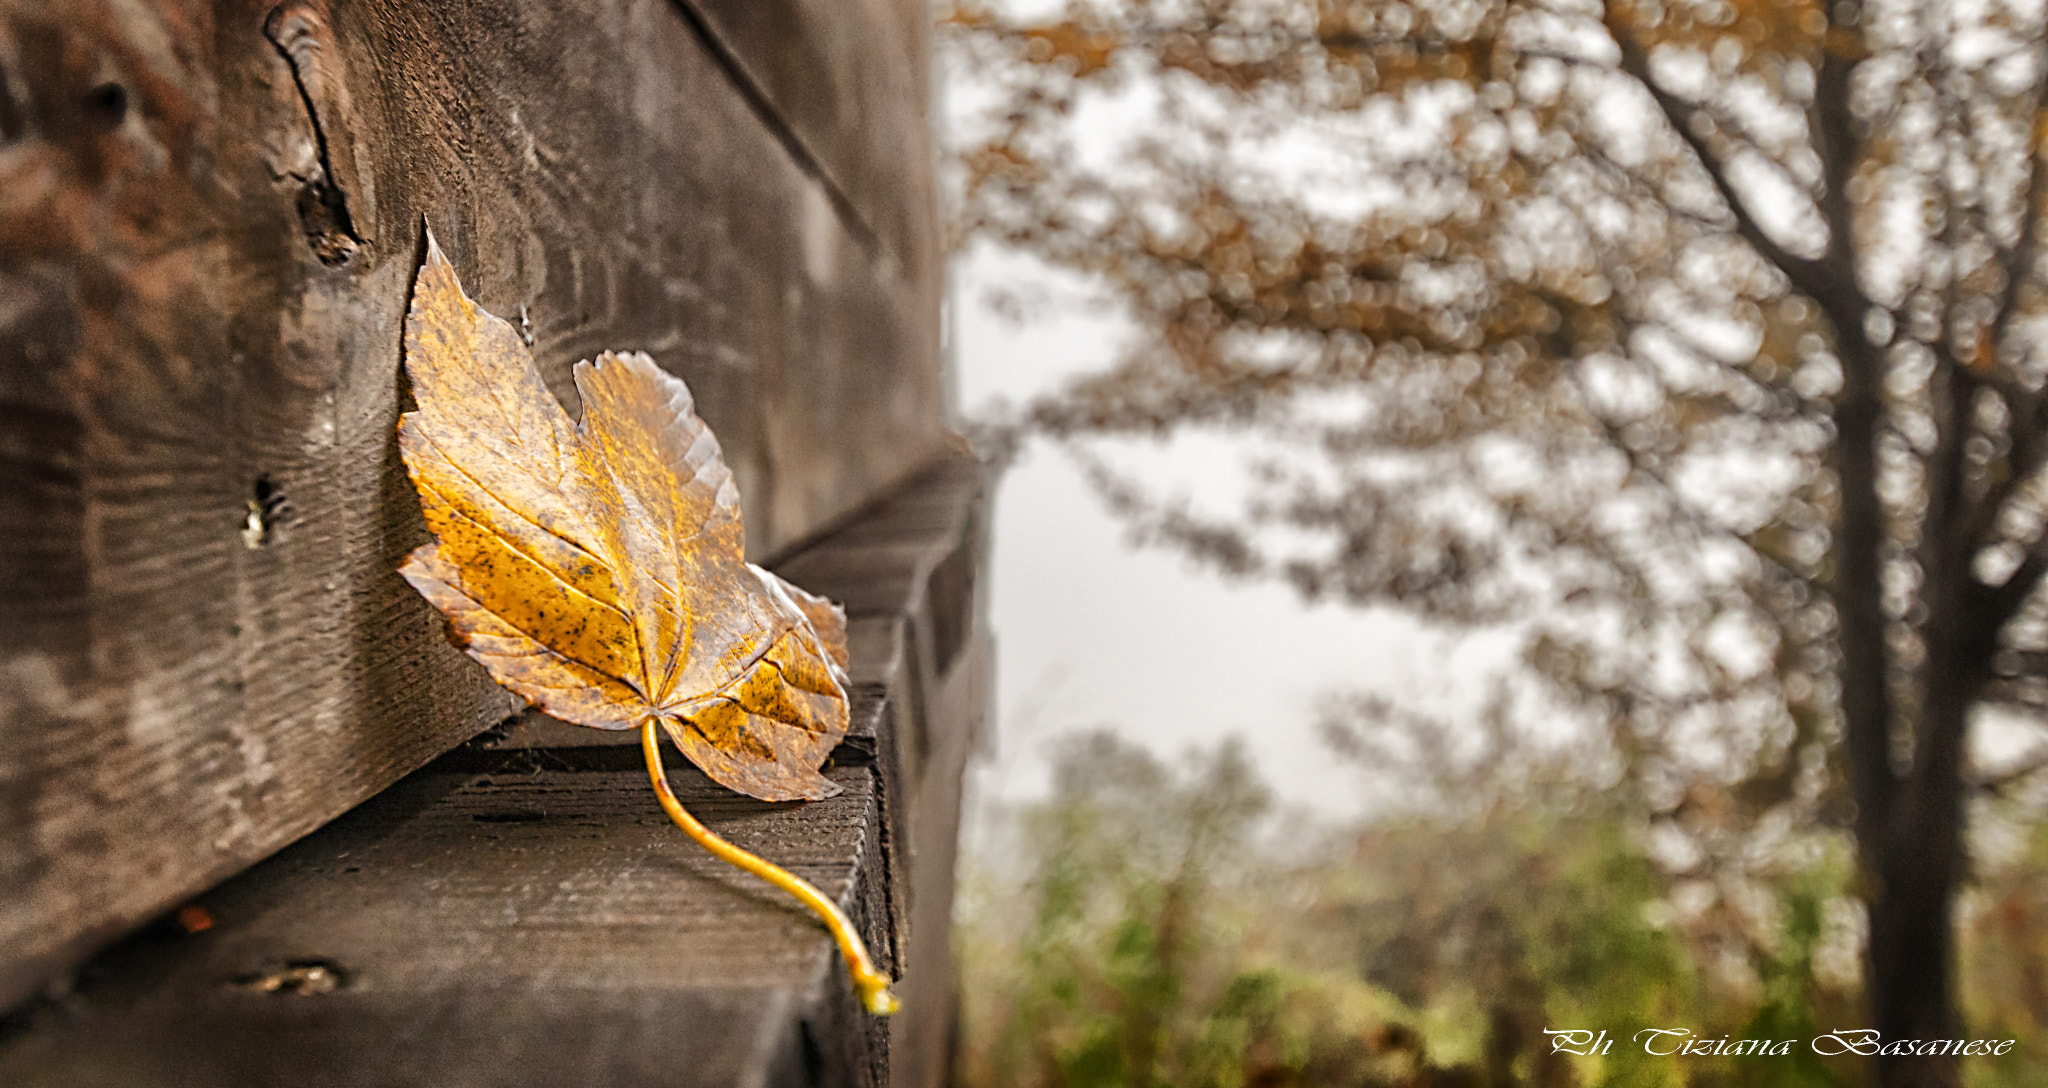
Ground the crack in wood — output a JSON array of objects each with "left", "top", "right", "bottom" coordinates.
[{"left": 263, "top": 4, "right": 363, "bottom": 266}]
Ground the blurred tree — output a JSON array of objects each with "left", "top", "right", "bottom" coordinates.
[{"left": 945, "top": 1, "right": 2048, "bottom": 1084}]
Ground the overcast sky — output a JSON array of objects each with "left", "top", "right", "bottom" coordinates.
[{"left": 951, "top": 245, "right": 1523, "bottom": 819}]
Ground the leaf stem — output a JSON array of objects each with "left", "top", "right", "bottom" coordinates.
[{"left": 638, "top": 717, "right": 900, "bottom": 1015}]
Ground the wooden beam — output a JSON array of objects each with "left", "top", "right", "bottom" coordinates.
[
  {"left": 0, "top": 0, "right": 947, "bottom": 1012},
  {"left": 0, "top": 451, "right": 988, "bottom": 1088}
]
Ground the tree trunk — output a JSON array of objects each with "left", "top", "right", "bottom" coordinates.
[
  {"left": 1822, "top": 311, "right": 1962, "bottom": 1087},
  {"left": 1864, "top": 637, "right": 1980, "bottom": 1088},
  {"left": 1866, "top": 789, "right": 1965, "bottom": 1087}
]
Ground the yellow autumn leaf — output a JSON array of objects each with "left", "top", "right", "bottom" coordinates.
[
  {"left": 397, "top": 232, "right": 850, "bottom": 802},
  {"left": 396, "top": 230, "right": 895, "bottom": 1014}
]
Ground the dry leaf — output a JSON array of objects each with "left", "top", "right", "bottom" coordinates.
[
  {"left": 392, "top": 230, "right": 898, "bottom": 1016},
  {"left": 396, "top": 231, "right": 851, "bottom": 802}
]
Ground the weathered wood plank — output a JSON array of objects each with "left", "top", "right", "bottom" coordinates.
[
  {"left": 0, "top": 762, "right": 892, "bottom": 1088},
  {"left": 0, "top": 451, "right": 988, "bottom": 1088},
  {"left": 0, "top": 0, "right": 947, "bottom": 1011},
  {"left": 682, "top": 0, "right": 939, "bottom": 311}
]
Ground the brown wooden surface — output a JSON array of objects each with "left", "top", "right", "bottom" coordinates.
[
  {"left": 687, "top": 0, "right": 940, "bottom": 330},
  {"left": 456, "top": 451, "right": 991, "bottom": 1088},
  {"left": 0, "top": 451, "right": 987, "bottom": 1088},
  {"left": 0, "top": 762, "right": 893, "bottom": 1088},
  {"left": 0, "top": 0, "right": 946, "bottom": 1013}
]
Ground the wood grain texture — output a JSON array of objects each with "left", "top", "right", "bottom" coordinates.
[
  {"left": 0, "top": 452, "right": 989, "bottom": 1088},
  {"left": 0, "top": 0, "right": 946, "bottom": 1012},
  {"left": 0, "top": 763, "right": 892, "bottom": 1088},
  {"left": 682, "top": 0, "right": 941, "bottom": 344}
]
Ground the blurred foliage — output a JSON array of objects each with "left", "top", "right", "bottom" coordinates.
[
  {"left": 942, "top": 0, "right": 2048, "bottom": 1072},
  {"left": 955, "top": 733, "right": 2048, "bottom": 1088},
  {"left": 938, "top": 0, "right": 2048, "bottom": 812},
  {"left": 1954, "top": 815, "right": 2048, "bottom": 1088}
]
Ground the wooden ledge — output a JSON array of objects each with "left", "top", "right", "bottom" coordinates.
[{"left": 0, "top": 451, "right": 987, "bottom": 1088}]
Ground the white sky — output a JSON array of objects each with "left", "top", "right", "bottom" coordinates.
[{"left": 952, "top": 245, "right": 1522, "bottom": 819}]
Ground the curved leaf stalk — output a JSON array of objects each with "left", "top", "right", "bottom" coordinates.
[{"left": 639, "top": 717, "right": 900, "bottom": 1016}]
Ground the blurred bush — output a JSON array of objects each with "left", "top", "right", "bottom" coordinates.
[{"left": 954, "top": 732, "right": 2048, "bottom": 1088}]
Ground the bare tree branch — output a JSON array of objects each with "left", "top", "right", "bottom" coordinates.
[
  {"left": 1917, "top": 23, "right": 1987, "bottom": 694},
  {"left": 1604, "top": 4, "right": 1841, "bottom": 309},
  {"left": 1810, "top": 10, "right": 1864, "bottom": 286},
  {"left": 1919, "top": 346, "right": 1979, "bottom": 609}
]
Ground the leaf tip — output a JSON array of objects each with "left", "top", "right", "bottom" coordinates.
[
  {"left": 417, "top": 224, "right": 456, "bottom": 289},
  {"left": 404, "top": 221, "right": 477, "bottom": 392}
]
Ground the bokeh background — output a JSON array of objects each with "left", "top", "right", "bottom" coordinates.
[{"left": 935, "top": 2, "right": 2048, "bottom": 1086}]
